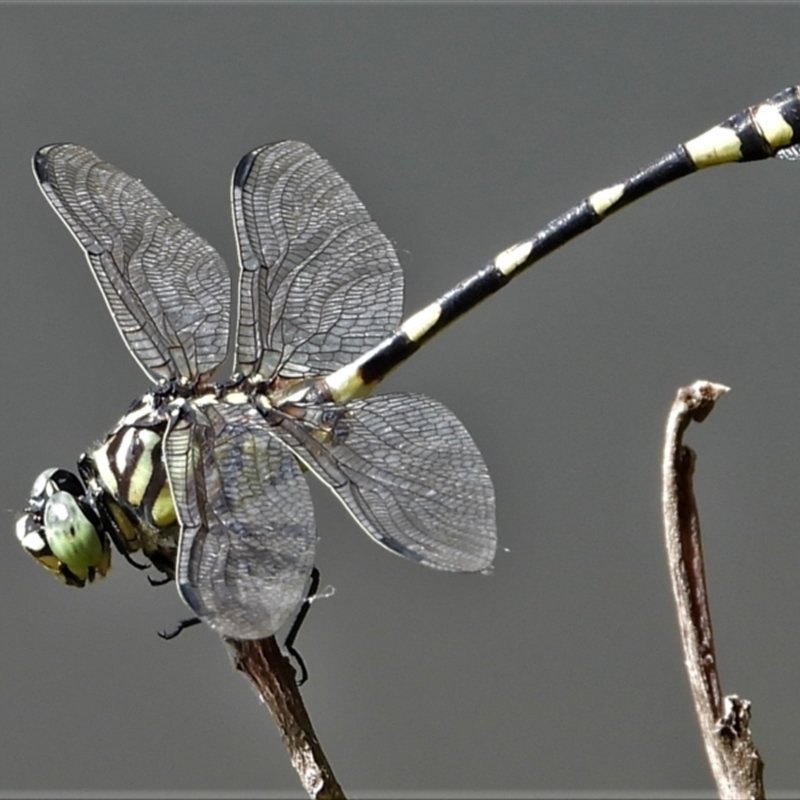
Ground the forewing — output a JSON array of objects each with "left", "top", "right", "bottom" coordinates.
[
  {"left": 34, "top": 144, "right": 230, "bottom": 383},
  {"left": 272, "top": 393, "right": 496, "bottom": 572},
  {"left": 164, "top": 401, "right": 316, "bottom": 639},
  {"left": 232, "top": 141, "right": 403, "bottom": 379}
]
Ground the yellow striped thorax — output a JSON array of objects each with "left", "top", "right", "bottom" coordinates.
[{"left": 86, "top": 395, "right": 179, "bottom": 572}]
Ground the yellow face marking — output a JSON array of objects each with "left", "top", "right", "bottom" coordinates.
[
  {"left": 494, "top": 240, "right": 534, "bottom": 277},
  {"left": 753, "top": 102, "right": 794, "bottom": 149},
  {"left": 588, "top": 183, "right": 625, "bottom": 216},
  {"left": 40, "top": 554, "right": 63, "bottom": 576},
  {"left": 21, "top": 529, "right": 47, "bottom": 553},
  {"left": 400, "top": 302, "right": 442, "bottom": 343},
  {"left": 15, "top": 516, "right": 31, "bottom": 544},
  {"left": 684, "top": 125, "right": 742, "bottom": 168},
  {"left": 127, "top": 429, "right": 160, "bottom": 506}
]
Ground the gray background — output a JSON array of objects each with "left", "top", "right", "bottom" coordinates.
[{"left": 2, "top": 3, "right": 800, "bottom": 797}]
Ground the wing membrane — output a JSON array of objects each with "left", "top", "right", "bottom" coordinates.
[
  {"left": 272, "top": 393, "right": 496, "bottom": 572},
  {"left": 164, "top": 401, "right": 316, "bottom": 639},
  {"left": 34, "top": 144, "right": 230, "bottom": 383},
  {"left": 232, "top": 141, "right": 403, "bottom": 379}
]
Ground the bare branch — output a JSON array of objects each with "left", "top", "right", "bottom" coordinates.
[
  {"left": 662, "top": 380, "right": 764, "bottom": 800},
  {"left": 226, "top": 636, "right": 346, "bottom": 800}
]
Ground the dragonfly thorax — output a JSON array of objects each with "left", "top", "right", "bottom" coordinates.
[{"left": 89, "top": 397, "right": 178, "bottom": 567}]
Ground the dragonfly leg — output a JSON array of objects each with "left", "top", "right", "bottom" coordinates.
[
  {"left": 285, "top": 567, "right": 321, "bottom": 686},
  {"left": 158, "top": 616, "right": 202, "bottom": 640},
  {"left": 121, "top": 550, "right": 150, "bottom": 571}
]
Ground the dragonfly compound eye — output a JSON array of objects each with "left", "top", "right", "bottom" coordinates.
[
  {"left": 42, "top": 491, "right": 110, "bottom": 582},
  {"left": 17, "top": 468, "right": 112, "bottom": 588},
  {"left": 28, "top": 467, "right": 84, "bottom": 513}
]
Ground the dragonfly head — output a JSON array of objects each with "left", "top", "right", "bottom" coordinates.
[{"left": 16, "top": 468, "right": 111, "bottom": 587}]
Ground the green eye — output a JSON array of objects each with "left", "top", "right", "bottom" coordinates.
[{"left": 43, "top": 491, "right": 108, "bottom": 580}]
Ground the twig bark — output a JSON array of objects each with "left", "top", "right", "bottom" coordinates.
[
  {"left": 661, "top": 380, "right": 764, "bottom": 800},
  {"left": 226, "top": 636, "right": 346, "bottom": 800}
]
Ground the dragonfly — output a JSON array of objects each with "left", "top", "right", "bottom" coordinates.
[{"left": 16, "top": 86, "right": 800, "bottom": 642}]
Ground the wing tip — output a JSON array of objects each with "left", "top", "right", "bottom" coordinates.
[
  {"left": 32, "top": 144, "right": 58, "bottom": 186},
  {"left": 233, "top": 140, "right": 314, "bottom": 190},
  {"left": 232, "top": 149, "right": 259, "bottom": 191},
  {"left": 32, "top": 143, "right": 88, "bottom": 189}
]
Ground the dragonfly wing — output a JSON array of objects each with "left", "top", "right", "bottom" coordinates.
[
  {"left": 776, "top": 143, "right": 800, "bottom": 160},
  {"left": 272, "top": 393, "right": 496, "bottom": 572},
  {"left": 34, "top": 144, "right": 230, "bottom": 383},
  {"left": 164, "top": 400, "right": 316, "bottom": 640},
  {"left": 232, "top": 140, "right": 404, "bottom": 379}
]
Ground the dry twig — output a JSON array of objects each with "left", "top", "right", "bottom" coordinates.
[
  {"left": 227, "top": 636, "right": 346, "bottom": 799},
  {"left": 662, "top": 381, "right": 763, "bottom": 799}
]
